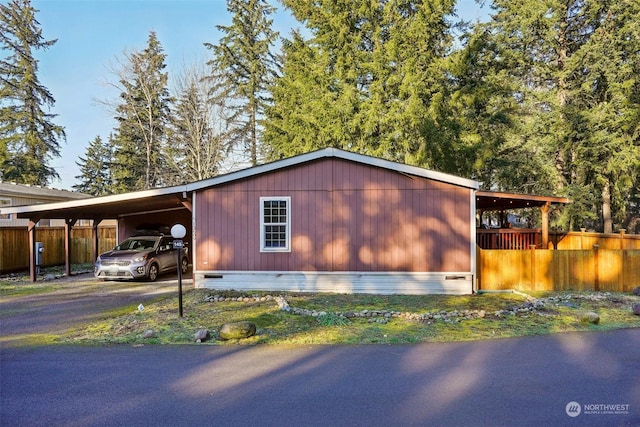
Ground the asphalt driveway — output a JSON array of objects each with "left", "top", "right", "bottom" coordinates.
[{"left": 0, "top": 273, "right": 190, "bottom": 347}]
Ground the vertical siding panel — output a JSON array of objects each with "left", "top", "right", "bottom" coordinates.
[
  {"left": 432, "top": 187, "right": 442, "bottom": 271},
  {"left": 219, "top": 191, "right": 230, "bottom": 269},
  {"left": 418, "top": 183, "right": 427, "bottom": 271},
  {"left": 362, "top": 165, "right": 372, "bottom": 271},
  {"left": 244, "top": 189, "right": 252, "bottom": 271},
  {"left": 201, "top": 190, "right": 209, "bottom": 269}
]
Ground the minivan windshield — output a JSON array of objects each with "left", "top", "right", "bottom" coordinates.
[{"left": 114, "top": 238, "right": 157, "bottom": 251}]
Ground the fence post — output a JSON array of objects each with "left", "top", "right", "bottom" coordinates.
[
  {"left": 619, "top": 230, "right": 626, "bottom": 291},
  {"left": 593, "top": 244, "right": 599, "bottom": 292},
  {"left": 530, "top": 245, "right": 536, "bottom": 291},
  {"left": 580, "top": 228, "right": 586, "bottom": 249}
]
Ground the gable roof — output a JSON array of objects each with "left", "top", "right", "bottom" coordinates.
[
  {"left": 185, "top": 148, "right": 482, "bottom": 192},
  {"left": 0, "top": 148, "right": 481, "bottom": 221}
]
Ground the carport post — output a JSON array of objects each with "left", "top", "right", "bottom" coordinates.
[
  {"left": 28, "top": 220, "right": 37, "bottom": 282},
  {"left": 92, "top": 218, "right": 103, "bottom": 262},
  {"left": 64, "top": 219, "right": 77, "bottom": 277}
]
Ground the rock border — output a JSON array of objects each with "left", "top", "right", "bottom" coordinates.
[{"left": 204, "top": 291, "right": 640, "bottom": 325}]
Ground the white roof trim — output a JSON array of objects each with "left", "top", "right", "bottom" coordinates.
[{"left": 185, "top": 148, "right": 480, "bottom": 192}]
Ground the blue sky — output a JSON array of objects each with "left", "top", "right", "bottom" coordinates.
[{"left": 32, "top": 0, "right": 488, "bottom": 190}]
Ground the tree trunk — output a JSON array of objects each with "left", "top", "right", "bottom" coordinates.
[{"left": 602, "top": 177, "right": 612, "bottom": 234}]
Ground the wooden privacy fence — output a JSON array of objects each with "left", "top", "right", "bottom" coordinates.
[
  {"left": 0, "top": 226, "right": 116, "bottom": 274},
  {"left": 477, "top": 246, "right": 640, "bottom": 293}
]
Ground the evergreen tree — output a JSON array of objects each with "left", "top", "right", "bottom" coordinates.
[
  {"left": 110, "top": 31, "right": 171, "bottom": 193},
  {"left": 73, "top": 135, "right": 113, "bottom": 196},
  {"left": 264, "top": 0, "right": 461, "bottom": 173},
  {"left": 0, "top": 0, "right": 64, "bottom": 185},
  {"left": 205, "top": 0, "right": 280, "bottom": 166},
  {"left": 483, "top": 0, "right": 640, "bottom": 232}
]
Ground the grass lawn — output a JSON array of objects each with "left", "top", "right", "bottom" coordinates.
[
  {"left": 2, "top": 265, "right": 638, "bottom": 346},
  {"left": 60, "top": 288, "right": 640, "bottom": 346}
]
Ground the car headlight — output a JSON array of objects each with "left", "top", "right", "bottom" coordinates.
[{"left": 134, "top": 254, "right": 148, "bottom": 262}]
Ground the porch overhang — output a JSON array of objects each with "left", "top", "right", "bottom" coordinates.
[
  {"left": 475, "top": 190, "right": 571, "bottom": 250},
  {"left": 475, "top": 190, "right": 570, "bottom": 211}
]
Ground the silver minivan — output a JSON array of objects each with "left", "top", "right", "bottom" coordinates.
[{"left": 94, "top": 235, "right": 188, "bottom": 281}]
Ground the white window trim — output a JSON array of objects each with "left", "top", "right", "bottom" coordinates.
[
  {"left": 0, "top": 198, "right": 12, "bottom": 221},
  {"left": 260, "top": 196, "right": 291, "bottom": 252}
]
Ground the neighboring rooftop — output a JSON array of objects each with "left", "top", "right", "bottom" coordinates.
[{"left": 0, "top": 181, "right": 91, "bottom": 201}]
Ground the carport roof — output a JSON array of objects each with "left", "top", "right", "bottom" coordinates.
[{"left": 1, "top": 186, "right": 191, "bottom": 221}]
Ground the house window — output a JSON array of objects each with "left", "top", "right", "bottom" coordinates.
[
  {"left": 0, "top": 198, "right": 11, "bottom": 220},
  {"left": 260, "top": 197, "right": 290, "bottom": 252}
]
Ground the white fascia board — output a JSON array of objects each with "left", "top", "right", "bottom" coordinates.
[
  {"left": 186, "top": 148, "right": 481, "bottom": 192},
  {"left": 331, "top": 149, "right": 481, "bottom": 190}
]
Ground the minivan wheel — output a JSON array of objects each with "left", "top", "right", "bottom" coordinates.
[{"left": 148, "top": 263, "right": 159, "bottom": 282}]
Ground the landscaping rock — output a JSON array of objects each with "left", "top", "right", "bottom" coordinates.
[
  {"left": 195, "top": 329, "right": 211, "bottom": 342},
  {"left": 632, "top": 286, "right": 640, "bottom": 296},
  {"left": 580, "top": 312, "right": 600, "bottom": 324},
  {"left": 632, "top": 303, "right": 640, "bottom": 316},
  {"left": 218, "top": 321, "right": 256, "bottom": 340},
  {"left": 275, "top": 296, "right": 290, "bottom": 312},
  {"left": 141, "top": 329, "right": 156, "bottom": 339}
]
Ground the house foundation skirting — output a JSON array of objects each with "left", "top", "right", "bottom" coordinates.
[{"left": 194, "top": 271, "right": 473, "bottom": 295}]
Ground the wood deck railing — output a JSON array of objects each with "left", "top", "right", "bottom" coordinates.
[{"left": 476, "top": 228, "right": 541, "bottom": 249}]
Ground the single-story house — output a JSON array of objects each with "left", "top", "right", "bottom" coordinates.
[{"left": 1, "top": 148, "right": 569, "bottom": 294}]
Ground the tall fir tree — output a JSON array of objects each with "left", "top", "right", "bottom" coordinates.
[
  {"left": 73, "top": 135, "right": 113, "bottom": 196},
  {"left": 264, "top": 0, "right": 461, "bottom": 174},
  {"left": 111, "top": 31, "right": 171, "bottom": 193},
  {"left": 0, "top": 0, "right": 64, "bottom": 185},
  {"left": 205, "top": 0, "right": 280, "bottom": 166}
]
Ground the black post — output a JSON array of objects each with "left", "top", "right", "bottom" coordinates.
[{"left": 177, "top": 247, "right": 183, "bottom": 317}]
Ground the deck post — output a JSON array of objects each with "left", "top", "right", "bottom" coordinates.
[{"left": 541, "top": 202, "right": 550, "bottom": 249}]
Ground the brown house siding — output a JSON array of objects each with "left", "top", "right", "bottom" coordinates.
[{"left": 195, "top": 158, "right": 471, "bottom": 273}]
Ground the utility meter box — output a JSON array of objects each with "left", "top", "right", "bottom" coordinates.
[{"left": 35, "top": 242, "right": 45, "bottom": 269}]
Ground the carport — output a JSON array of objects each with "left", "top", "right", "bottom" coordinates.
[{"left": 1, "top": 186, "right": 192, "bottom": 281}]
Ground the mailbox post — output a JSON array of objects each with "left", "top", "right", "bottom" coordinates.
[{"left": 171, "top": 224, "right": 187, "bottom": 317}]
